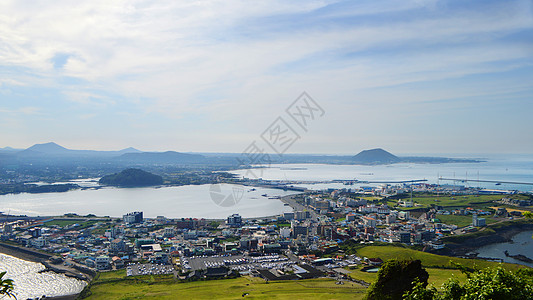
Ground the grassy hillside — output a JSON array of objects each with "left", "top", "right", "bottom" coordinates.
[
  {"left": 346, "top": 245, "right": 527, "bottom": 290},
  {"left": 354, "top": 245, "right": 524, "bottom": 270},
  {"left": 348, "top": 267, "right": 467, "bottom": 287},
  {"left": 83, "top": 271, "right": 367, "bottom": 300}
]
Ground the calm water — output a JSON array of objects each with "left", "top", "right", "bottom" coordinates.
[
  {"left": 232, "top": 155, "right": 533, "bottom": 192},
  {"left": 475, "top": 231, "right": 533, "bottom": 267},
  {"left": 0, "top": 253, "right": 86, "bottom": 299},
  {"left": 0, "top": 184, "right": 296, "bottom": 219}
]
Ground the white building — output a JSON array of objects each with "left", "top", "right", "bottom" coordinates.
[
  {"left": 363, "top": 216, "right": 376, "bottom": 228},
  {"left": 398, "top": 211, "right": 410, "bottom": 220},
  {"left": 472, "top": 214, "right": 486, "bottom": 227},
  {"left": 95, "top": 255, "right": 111, "bottom": 270},
  {"left": 30, "top": 237, "right": 47, "bottom": 248},
  {"left": 279, "top": 227, "right": 291, "bottom": 238},
  {"left": 386, "top": 214, "right": 396, "bottom": 224}
]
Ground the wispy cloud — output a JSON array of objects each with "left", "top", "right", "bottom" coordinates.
[{"left": 0, "top": 0, "right": 532, "bottom": 152}]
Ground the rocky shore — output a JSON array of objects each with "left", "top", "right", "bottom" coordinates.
[{"left": 435, "top": 219, "right": 533, "bottom": 257}]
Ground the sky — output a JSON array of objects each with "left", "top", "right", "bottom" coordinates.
[{"left": 1, "top": 0, "right": 532, "bottom": 155}]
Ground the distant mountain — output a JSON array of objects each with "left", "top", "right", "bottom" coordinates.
[
  {"left": 117, "top": 147, "right": 142, "bottom": 154},
  {"left": 0, "top": 146, "right": 21, "bottom": 152},
  {"left": 16, "top": 142, "right": 143, "bottom": 158},
  {"left": 353, "top": 148, "right": 400, "bottom": 164},
  {"left": 25, "top": 142, "right": 70, "bottom": 154},
  {"left": 118, "top": 151, "right": 206, "bottom": 163},
  {"left": 99, "top": 168, "right": 163, "bottom": 187}
]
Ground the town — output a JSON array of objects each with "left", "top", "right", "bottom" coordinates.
[{"left": 1, "top": 182, "right": 531, "bottom": 286}]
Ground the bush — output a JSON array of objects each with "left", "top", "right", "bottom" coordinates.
[
  {"left": 365, "top": 259, "right": 429, "bottom": 300},
  {"left": 404, "top": 265, "right": 533, "bottom": 300}
]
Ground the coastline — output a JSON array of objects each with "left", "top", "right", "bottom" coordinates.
[
  {"left": 0, "top": 242, "right": 51, "bottom": 263},
  {"left": 437, "top": 219, "right": 533, "bottom": 257},
  {"left": 0, "top": 243, "right": 92, "bottom": 299}
]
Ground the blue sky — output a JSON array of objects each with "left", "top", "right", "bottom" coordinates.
[{"left": 0, "top": 0, "right": 532, "bottom": 154}]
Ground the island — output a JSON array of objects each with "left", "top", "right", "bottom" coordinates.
[
  {"left": 352, "top": 148, "right": 481, "bottom": 165},
  {"left": 98, "top": 168, "right": 163, "bottom": 187}
]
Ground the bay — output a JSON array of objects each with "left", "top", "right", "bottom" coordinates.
[
  {"left": 474, "top": 230, "right": 533, "bottom": 267},
  {"left": 0, "top": 184, "right": 296, "bottom": 219}
]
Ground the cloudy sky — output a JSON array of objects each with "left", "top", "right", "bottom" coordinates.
[{"left": 1, "top": 0, "right": 532, "bottom": 154}]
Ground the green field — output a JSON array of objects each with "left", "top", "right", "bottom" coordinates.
[
  {"left": 435, "top": 214, "right": 498, "bottom": 227},
  {"left": 45, "top": 219, "right": 99, "bottom": 228},
  {"left": 84, "top": 273, "right": 367, "bottom": 299},
  {"left": 345, "top": 245, "right": 527, "bottom": 291},
  {"left": 353, "top": 245, "right": 524, "bottom": 271},
  {"left": 388, "top": 194, "right": 505, "bottom": 210},
  {"left": 348, "top": 267, "right": 467, "bottom": 288},
  {"left": 442, "top": 218, "right": 532, "bottom": 244}
]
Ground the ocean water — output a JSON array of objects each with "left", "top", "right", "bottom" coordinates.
[
  {"left": 231, "top": 155, "right": 533, "bottom": 192},
  {"left": 0, "top": 253, "right": 86, "bottom": 299},
  {"left": 0, "top": 184, "right": 296, "bottom": 219},
  {"left": 475, "top": 230, "right": 533, "bottom": 267}
]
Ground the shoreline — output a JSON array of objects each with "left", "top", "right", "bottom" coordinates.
[
  {"left": 437, "top": 219, "right": 533, "bottom": 258},
  {"left": 0, "top": 242, "right": 51, "bottom": 263},
  {"left": 0, "top": 243, "right": 93, "bottom": 299}
]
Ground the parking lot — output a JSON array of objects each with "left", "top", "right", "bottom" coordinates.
[
  {"left": 126, "top": 263, "right": 175, "bottom": 276},
  {"left": 182, "top": 254, "right": 296, "bottom": 273}
]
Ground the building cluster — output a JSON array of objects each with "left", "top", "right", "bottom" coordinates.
[
  {"left": 0, "top": 185, "right": 527, "bottom": 281},
  {"left": 497, "top": 198, "right": 532, "bottom": 207}
]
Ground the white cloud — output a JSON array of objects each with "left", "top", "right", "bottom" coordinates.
[{"left": 0, "top": 0, "right": 532, "bottom": 152}]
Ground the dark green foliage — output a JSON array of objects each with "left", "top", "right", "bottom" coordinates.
[
  {"left": 0, "top": 271, "right": 15, "bottom": 299},
  {"left": 365, "top": 259, "right": 429, "bottom": 300},
  {"left": 403, "top": 279, "right": 438, "bottom": 300},
  {"left": 99, "top": 168, "right": 163, "bottom": 187},
  {"left": 404, "top": 265, "right": 533, "bottom": 300},
  {"left": 339, "top": 239, "right": 407, "bottom": 255},
  {"left": 0, "top": 183, "right": 79, "bottom": 195}
]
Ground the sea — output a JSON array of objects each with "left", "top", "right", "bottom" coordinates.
[
  {"left": 0, "top": 253, "right": 86, "bottom": 299},
  {"left": 475, "top": 230, "right": 533, "bottom": 267},
  {"left": 0, "top": 183, "right": 297, "bottom": 219},
  {"left": 231, "top": 154, "right": 533, "bottom": 193}
]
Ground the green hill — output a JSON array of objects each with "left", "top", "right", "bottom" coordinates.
[{"left": 98, "top": 168, "right": 163, "bottom": 187}]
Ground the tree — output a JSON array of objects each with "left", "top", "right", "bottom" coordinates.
[
  {"left": 0, "top": 271, "right": 15, "bottom": 299},
  {"left": 404, "top": 266, "right": 533, "bottom": 300},
  {"left": 365, "top": 259, "right": 429, "bottom": 300},
  {"left": 403, "top": 278, "right": 437, "bottom": 300}
]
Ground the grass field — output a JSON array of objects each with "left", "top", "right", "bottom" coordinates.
[
  {"left": 348, "top": 267, "right": 467, "bottom": 288},
  {"left": 435, "top": 214, "right": 498, "bottom": 227},
  {"left": 345, "top": 245, "right": 526, "bottom": 291},
  {"left": 389, "top": 194, "right": 505, "bottom": 211},
  {"left": 442, "top": 218, "right": 532, "bottom": 244},
  {"left": 354, "top": 245, "right": 524, "bottom": 271},
  {"left": 45, "top": 219, "right": 82, "bottom": 227},
  {"left": 84, "top": 273, "right": 367, "bottom": 300},
  {"left": 45, "top": 219, "right": 99, "bottom": 228}
]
